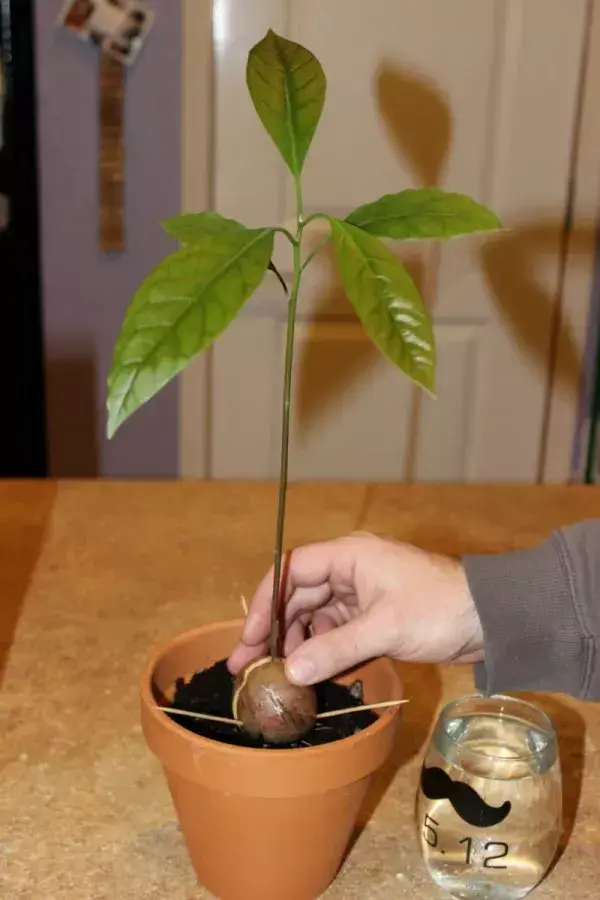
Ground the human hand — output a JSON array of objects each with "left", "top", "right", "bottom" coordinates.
[{"left": 227, "top": 532, "right": 483, "bottom": 685}]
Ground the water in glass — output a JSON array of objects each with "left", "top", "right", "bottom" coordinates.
[{"left": 416, "top": 695, "right": 562, "bottom": 900}]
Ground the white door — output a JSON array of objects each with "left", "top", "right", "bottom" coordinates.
[{"left": 182, "top": 0, "right": 591, "bottom": 482}]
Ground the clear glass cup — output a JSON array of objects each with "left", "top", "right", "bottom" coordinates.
[{"left": 416, "top": 693, "right": 562, "bottom": 900}]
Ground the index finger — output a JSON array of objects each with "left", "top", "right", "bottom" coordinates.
[{"left": 241, "top": 536, "right": 351, "bottom": 645}]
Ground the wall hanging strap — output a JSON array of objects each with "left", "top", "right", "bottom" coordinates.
[{"left": 99, "top": 52, "right": 125, "bottom": 252}]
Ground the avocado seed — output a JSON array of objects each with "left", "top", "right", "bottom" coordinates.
[{"left": 232, "top": 656, "right": 318, "bottom": 745}]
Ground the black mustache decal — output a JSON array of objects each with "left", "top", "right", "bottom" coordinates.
[{"left": 421, "top": 766, "right": 512, "bottom": 828}]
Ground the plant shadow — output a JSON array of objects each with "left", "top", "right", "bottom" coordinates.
[
  {"left": 46, "top": 350, "right": 100, "bottom": 476},
  {"left": 376, "top": 61, "right": 452, "bottom": 187},
  {"left": 343, "top": 660, "right": 442, "bottom": 859},
  {"left": 0, "top": 483, "right": 57, "bottom": 690},
  {"left": 294, "top": 54, "right": 596, "bottom": 477},
  {"left": 295, "top": 247, "right": 427, "bottom": 433},
  {"left": 479, "top": 221, "right": 594, "bottom": 394},
  {"left": 295, "top": 60, "right": 451, "bottom": 436}
]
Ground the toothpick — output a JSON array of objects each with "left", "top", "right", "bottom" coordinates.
[
  {"left": 156, "top": 698, "right": 408, "bottom": 728},
  {"left": 317, "top": 699, "right": 409, "bottom": 719},
  {"left": 157, "top": 707, "right": 241, "bottom": 726},
  {"left": 240, "top": 594, "right": 248, "bottom": 616}
]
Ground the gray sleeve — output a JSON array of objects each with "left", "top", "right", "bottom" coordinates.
[{"left": 462, "top": 519, "right": 600, "bottom": 700}]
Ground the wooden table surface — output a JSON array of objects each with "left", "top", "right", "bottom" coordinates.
[{"left": 1, "top": 481, "right": 599, "bottom": 899}]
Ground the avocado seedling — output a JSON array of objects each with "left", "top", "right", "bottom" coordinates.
[{"left": 107, "top": 30, "right": 500, "bottom": 747}]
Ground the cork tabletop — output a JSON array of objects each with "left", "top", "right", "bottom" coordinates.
[{"left": 1, "top": 481, "right": 599, "bottom": 898}]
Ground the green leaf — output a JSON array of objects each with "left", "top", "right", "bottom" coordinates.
[
  {"left": 246, "top": 29, "right": 326, "bottom": 176},
  {"left": 163, "top": 212, "right": 289, "bottom": 295},
  {"left": 329, "top": 219, "right": 436, "bottom": 393},
  {"left": 162, "top": 211, "right": 248, "bottom": 244},
  {"left": 107, "top": 223, "right": 275, "bottom": 438},
  {"left": 346, "top": 188, "right": 501, "bottom": 241}
]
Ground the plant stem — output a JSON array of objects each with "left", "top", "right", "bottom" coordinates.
[
  {"left": 302, "top": 235, "right": 331, "bottom": 272},
  {"left": 269, "top": 178, "right": 304, "bottom": 658},
  {"left": 274, "top": 226, "right": 297, "bottom": 245}
]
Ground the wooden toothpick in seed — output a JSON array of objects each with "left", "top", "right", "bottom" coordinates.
[
  {"left": 157, "top": 707, "right": 242, "bottom": 726},
  {"left": 240, "top": 594, "right": 248, "bottom": 616},
  {"left": 317, "top": 699, "right": 409, "bottom": 719},
  {"left": 156, "top": 698, "right": 408, "bottom": 728}
]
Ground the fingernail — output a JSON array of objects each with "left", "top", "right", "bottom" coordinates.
[{"left": 287, "top": 656, "right": 315, "bottom": 685}]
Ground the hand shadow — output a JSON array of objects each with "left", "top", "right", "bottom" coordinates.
[{"left": 517, "top": 692, "right": 586, "bottom": 872}]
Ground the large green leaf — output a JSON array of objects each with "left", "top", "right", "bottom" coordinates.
[
  {"left": 107, "top": 223, "right": 275, "bottom": 437},
  {"left": 162, "top": 211, "right": 247, "bottom": 244},
  {"left": 329, "top": 219, "right": 436, "bottom": 393},
  {"left": 246, "top": 29, "right": 326, "bottom": 177},
  {"left": 346, "top": 188, "right": 501, "bottom": 240},
  {"left": 163, "top": 210, "right": 288, "bottom": 292}
]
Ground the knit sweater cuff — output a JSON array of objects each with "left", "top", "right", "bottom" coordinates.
[{"left": 462, "top": 532, "right": 591, "bottom": 698}]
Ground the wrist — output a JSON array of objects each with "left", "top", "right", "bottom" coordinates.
[{"left": 451, "top": 558, "right": 484, "bottom": 663}]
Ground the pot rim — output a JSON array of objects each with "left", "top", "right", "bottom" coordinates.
[{"left": 140, "top": 618, "right": 403, "bottom": 760}]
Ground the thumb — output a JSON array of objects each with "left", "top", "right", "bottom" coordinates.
[{"left": 285, "top": 612, "right": 384, "bottom": 686}]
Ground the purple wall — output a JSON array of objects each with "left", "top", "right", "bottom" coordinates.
[{"left": 35, "top": 1, "right": 181, "bottom": 477}]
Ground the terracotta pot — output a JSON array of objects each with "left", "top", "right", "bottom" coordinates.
[{"left": 141, "top": 619, "right": 403, "bottom": 900}]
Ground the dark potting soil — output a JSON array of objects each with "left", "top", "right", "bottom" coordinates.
[{"left": 168, "top": 659, "right": 377, "bottom": 749}]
